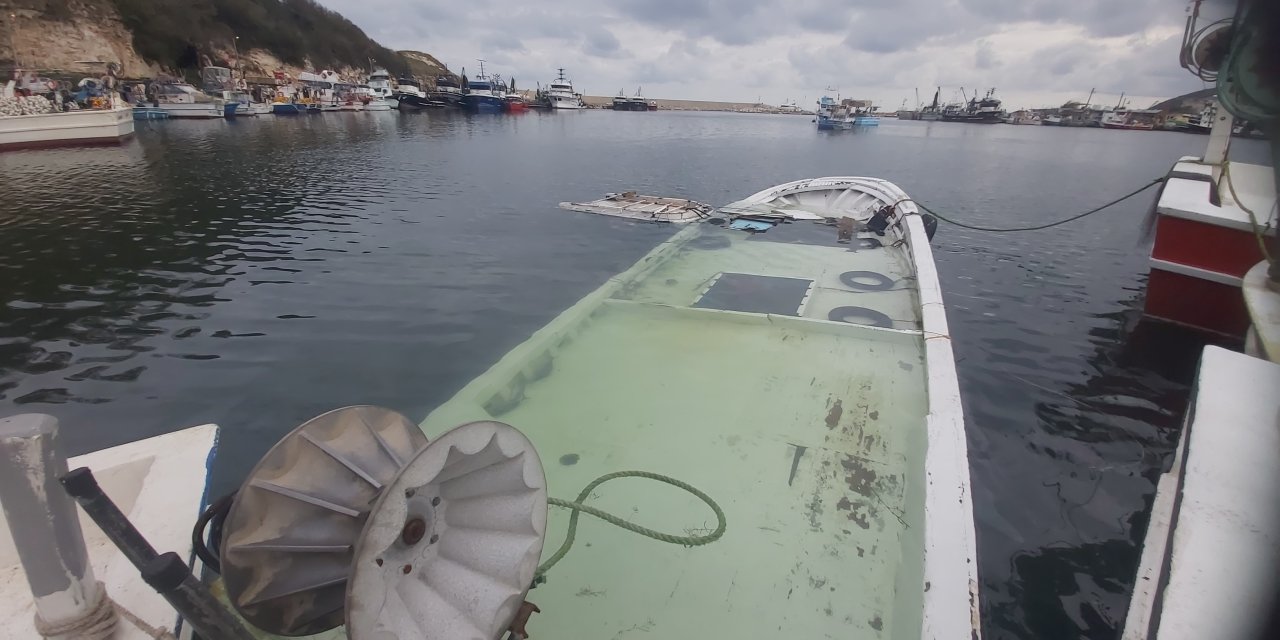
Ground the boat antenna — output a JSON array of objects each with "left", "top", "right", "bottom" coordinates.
[
  {"left": 476, "top": 59, "right": 486, "bottom": 80},
  {"left": 557, "top": 67, "right": 567, "bottom": 82}
]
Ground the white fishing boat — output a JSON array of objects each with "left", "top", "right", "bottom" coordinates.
[
  {"left": 559, "top": 191, "right": 712, "bottom": 223},
  {"left": 0, "top": 72, "right": 134, "bottom": 151},
  {"left": 154, "top": 82, "right": 225, "bottom": 119},
  {"left": 546, "top": 68, "right": 582, "bottom": 110},
  {"left": 0, "top": 95, "right": 133, "bottom": 151}
]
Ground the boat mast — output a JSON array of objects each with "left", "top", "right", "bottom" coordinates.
[
  {"left": 931, "top": 87, "right": 940, "bottom": 109},
  {"left": 915, "top": 87, "right": 920, "bottom": 110},
  {"left": 1084, "top": 87, "right": 1094, "bottom": 110},
  {"left": 1114, "top": 91, "right": 1126, "bottom": 109},
  {"left": 476, "top": 59, "right": 487, "bottom": 80}
]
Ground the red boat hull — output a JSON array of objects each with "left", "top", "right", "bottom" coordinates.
[{"left": 1145, "top": 213, "right": 1266, "bottom": 336}]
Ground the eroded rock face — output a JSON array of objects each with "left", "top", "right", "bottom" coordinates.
[{"left": 5, "top": 5, "right": 158, "bottom": 77}]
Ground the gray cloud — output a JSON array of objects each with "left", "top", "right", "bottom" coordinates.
[
  {"left": 314, "top": 0, "right": 1205, "bottom": 105},
  {"left": 584, "top": 29, "right": 625, "bottom": 58}
]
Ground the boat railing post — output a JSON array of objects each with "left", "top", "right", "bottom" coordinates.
[{"left": 0, "top": 414, "right": 112, "bottom": 638}]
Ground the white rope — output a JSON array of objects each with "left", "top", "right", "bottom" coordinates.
[{"left": 33, "top": 581, "right": 176, "bottom": 640}]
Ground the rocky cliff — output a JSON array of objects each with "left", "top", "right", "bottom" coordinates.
[{"left": 1, "top": 0, "right": 417, "bottom": 81}]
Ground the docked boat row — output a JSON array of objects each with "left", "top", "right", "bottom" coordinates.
[{"left": 609, "top": 87, "right": 656, "bottom": 111}]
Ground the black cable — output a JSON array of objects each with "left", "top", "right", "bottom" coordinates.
[
  {"left": 192, "top": 491, "right": 236, "bottom": 575},
  {"left": 909, "top": 177, "right": 1165, "bottom": 233}
]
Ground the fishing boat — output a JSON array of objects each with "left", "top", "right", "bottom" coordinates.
[
  {"left": 941, "top": 89, "right": 1004, "bottom": 124},
  {"left": 852, "top": 104, "right": 881, "bottom": 126},
  {"left": 611, "top": 90, "right": 629, "bottom": 111},
  {"left": 271, "top": 99, "right": 305, "bottom": 115},
  {"left": 504, "top": 94, "right": 528, "bottom": 113},
  {"left": 559, "top": 191, "right": 712, "bottom": 223},
  {"left": 425, "top": 75, "right": 464, "bottom": 108},
  {"left": 546, "top": 69, "right": 582, "bottom": 110},
  {"left": 916, "top": 88, "right": 943, "bottom": 121},
  {"left": 1041, "top": 114, "right": 1065, "bottom": 126},
  {"left": 153, "top": 81, "right": 225, "bottom": 119},
  {"left": 626, "top": 88, "right": 650, "bottom": 111},
  {"left": 816, "top": 95, "right": 852, "bottom": 130},
  {"left": 0, "top": 70, "right": 134, "bottom": 150},
  {"left": 461, "top": 62, "right": 505, "bottom": 114}
]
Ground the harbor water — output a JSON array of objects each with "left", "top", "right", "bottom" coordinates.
[{"left": 0, "top": 111, "right": 1270, "bottom": 639}]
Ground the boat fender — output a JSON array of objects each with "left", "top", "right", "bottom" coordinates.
[
  {"left": 839, "top": 270, "right": 895, "bottom": 291},
  {"left": 827, "top": 306, "right": 894, "bottom": 328},
  {"left": 922, "top": 214, "right": 939, "bottom": 241}
]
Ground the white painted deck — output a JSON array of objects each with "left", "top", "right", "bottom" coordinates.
[
  {"left": 1159, "top": 158, "right": 1277, "bottom": 233},
  {"left": 1121, "top": 347, "right": 1280, "bottom": 640},
  {"left": 0, "top": 424, "right": 219, "bottom": 640}
]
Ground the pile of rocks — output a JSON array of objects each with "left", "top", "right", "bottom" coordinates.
[{"left": 0, "top": 95, "right": 55, "bottom": 117}]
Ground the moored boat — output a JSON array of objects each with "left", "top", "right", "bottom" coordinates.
[
  {"left": 153, "top": 81, "right": 225, "bottom": 119},
  {"left": 546, "top": 68, "right": 582, "bottom": 110},
  {"left": 0, "top": 84, "right": 133, "bottom": 151},
  {"left": 423, "top": 175, "right": 978, "bottom": 640},
  {"left": 941, "top": 88, "right": 1004, "bottom": 123},
  {"left": 460, "top": 62, "right": 506, "bottom": 113},
  {"left": 816, "top": 95, "right": 852, "bottom": 130}
]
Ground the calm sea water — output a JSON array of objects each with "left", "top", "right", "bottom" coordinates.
[{"left": 0, "top": 111, "right": 1270, "bottom": 639}]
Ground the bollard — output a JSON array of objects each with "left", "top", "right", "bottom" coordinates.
[{"left": 0, "top": 414, "right": 110, "bottom": 638}]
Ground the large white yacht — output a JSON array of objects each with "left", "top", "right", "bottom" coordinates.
[{"left": 546, "top": 68, "right": 582, "bottom": 110}]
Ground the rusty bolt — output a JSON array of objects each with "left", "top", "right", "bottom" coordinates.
[
  {"left": 431, "top": 496, "right": 441, "bottom": 506},
  {"left": 402, "top": 564, "right": 412, "bottom": 574},
  {"left": 402, "top": 517, "right": 427, "bottom": 545}
]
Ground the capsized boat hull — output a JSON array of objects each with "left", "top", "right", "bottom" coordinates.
[{"left": 422, "top": 177, "right": 980, "bottom": 640}]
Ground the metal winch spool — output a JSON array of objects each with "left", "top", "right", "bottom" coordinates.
[{"left": 220, "top": 407, "right": 548, "bottom": 640}]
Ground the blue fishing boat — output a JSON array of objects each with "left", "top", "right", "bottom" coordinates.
[
  {"left": 460, "top": 60, "right": 505, "bottom": 114},
  {"left": 271, "top": 102, "right": 304, "bottom": 115},
  {"left": 816, "top": 96, "right": 852, "bottom": 130}
]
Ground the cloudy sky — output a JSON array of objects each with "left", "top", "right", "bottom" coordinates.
[{"left": 316, "top": 0, "right": 1231, "bottom": 110}]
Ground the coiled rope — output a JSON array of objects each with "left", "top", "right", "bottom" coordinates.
[
  {"left": 32, "top": 581, "right": 176, "bottom": 640},
  {"left": 534, "top": 470, "right": 727, "bottom": 581},
  {"left": 908, "top": 177, "right": 1166, "bottom": 233}
]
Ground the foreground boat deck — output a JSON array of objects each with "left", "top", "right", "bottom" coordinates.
[{"left": 424, "top": 224, "right": 930, "bottom": 639}]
